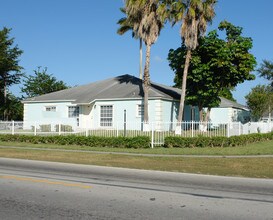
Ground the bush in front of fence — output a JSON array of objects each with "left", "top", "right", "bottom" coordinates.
[
  {"left": 164, "top": 132, "right": 273, "bottom": 148},
  {"left": 0, "top": 134, "right": 151, "bottom": 149}
]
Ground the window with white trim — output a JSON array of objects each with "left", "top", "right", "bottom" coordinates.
[
  {"left": 68, "top": 106, "right": 79, "bottom": 118},
  {"left": 68, "top": 106, "right": 79, "bottom": 126},
  {"left": 136, "top": 104, "right": 144, "bottom": 117},
  {"left": 100, "top": 105, "right": 113, "bottom": 127},
  {"left": 45, "top": 106, "right": 56, "bottom": 112}
]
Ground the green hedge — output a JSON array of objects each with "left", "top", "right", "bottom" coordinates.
[
  {"left": 0, "top": 134, "right": 150, "bottom": 149},
  {"left": 164, "top": 132, "right": 273, "bottom": 148},
  {"left": 1, "top": 132, "right": 273, "bottom": 149}
]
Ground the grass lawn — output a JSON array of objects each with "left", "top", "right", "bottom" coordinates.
[
  {"left": 0, "top": 140, "right": 273, "bottom": 179},
  {"left": 0, "top": 147, "right": 273, "bottom": 179},
  {"left": 0, "top": 140, "right": 273, "bottom": 155}
]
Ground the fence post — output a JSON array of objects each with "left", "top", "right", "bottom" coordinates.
[
  {"left": 85, "top": 127, "right": 88, "bottom": 137},
  {"left": 12, "top": 121, "right": 15, "bottom": 135},
  {"left": 151, "top": 122, "right": 154, "bottom": 148},
  {"left": 116, "top": 123, "right": 119, "bottom": 137},
  {"left": 191, "top": 121, "right": 194, "bottom": 137},
  {"left": 34, "top": 122, "right": 37, "bottom": 136},
  {"left": 123, "top": 110, "right": 127, "bottom": 137},
  {"left": 227, "top": 122, "right": 230, "bottom": 137},
  {"left": 238, "top": 122, "right": 241, "bottom": 136},
  {"left": 58, "top": 123, "right": 61, "bottom": 136}
]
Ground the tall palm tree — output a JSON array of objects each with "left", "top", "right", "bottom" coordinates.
[
  {"left": 117, "top": 8, "right": 143, "bottom": 79},
  {"left": 170, "top": 0, "right": 216, "bottom": 133},
  {"left": 125, "top": 0, "right": 164, "bottom": 128}
]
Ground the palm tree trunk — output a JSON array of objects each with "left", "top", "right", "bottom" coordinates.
[
  {"left": 143, "top": 43, "right": 151, "bottom": 126},
  {"left": 139, "top": 39, "right": 143, "bottom": 80},
  {"left": 176, "top": 49, "right": 191, "bottom": 134},
  {"left": 205, "top": 107, "right": 211, "bottom": 122},
  {"left": 199, "top": 105, "right": 203, "bottom": 122}
]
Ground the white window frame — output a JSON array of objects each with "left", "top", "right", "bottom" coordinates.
[
  {"left": 136, "top": 104, "right": 144, "bottom": 117},
  {"left": 99, "top": 105, "right": 114, "bottom": 127},
  {"left": 68, "top": 106, "right": 80, "bottom": 126},
  {"left": 45, "top": 106, "right": 56, "bottom": 112},
  {"left": 68, "top": 106, "right": 79, "bottom": 118}
]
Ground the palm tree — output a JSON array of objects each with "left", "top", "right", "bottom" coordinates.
[
  {"left": 117, "top": 8, "right": 143, "bottom": 80},
  {"left": 170, "top": 0, "right": 216, "bottom": 133},
  {"left": 125, "top": 0, "right": 164, "bottom": 128}
]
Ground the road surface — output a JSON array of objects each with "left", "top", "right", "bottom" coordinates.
[{"left": 0, "top": 158, "right": 273, "bottom": 219}]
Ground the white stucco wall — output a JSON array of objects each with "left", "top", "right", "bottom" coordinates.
[
  {"left": 24, "top": 99, "right": 197, "bottom": 131},
  {"left": 24, "top": 102, "right": 78, "bottom": 130},
  {"left": 209, "top": 107, "right": 230, "bottom": 123},
  {"left": 209, "top": 107, "right": 250, "bottom": 124},
  {"left": 90, "top": 99, "right": 168, "bottom": 130}
]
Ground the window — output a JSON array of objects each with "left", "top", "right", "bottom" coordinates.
[
  {"left": 136, "top": 104, "right": 144, "bottom": 117},
  {"left": 45, "top": 106, "right": 56, "bottom": 112},
  {"left": 68, "top": 106, "right": 79, "bottom": 126},
  {"left": 100, "top": 105, "right": 113, "bottom": 127},
  {"left": 68, "top": 106, "right": 79, "bottom": 118}
]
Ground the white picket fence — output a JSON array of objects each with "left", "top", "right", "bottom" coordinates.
[{"left": 0, "top": 121, "right": 273, "bottom": 147}]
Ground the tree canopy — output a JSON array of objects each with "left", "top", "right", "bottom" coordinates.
[
  {"left": 168, "top": 21, "right": 256, "bottom": 120},
  {"left": 165, "top": 0, "right": 217, "bottom": 125},
  {"left": 0, "top": 27, "right": 23, "bottom": 88},
  {"left": 0, "top": 92, "right": 23, "bottom": 120},
  {"left": 21, "top": 67, "right": 69, "bottom": 98},
  {"left": 245, "top": 85, "right": 273, "bottom": 121},
  {"left": 246, "top": 59, "right": 273, "bottom": 120},
  {"left": 257, "top": 60, "right": 273, "bottom": 87},
  {"left": 0, "top": 27, "right": 23, "bottom": 120},
  {"left": 124, "top": 0, "right": 165, "bottom": 125},
  {"left": 117, "top": 7, "right": 143, "bottom": 79}
]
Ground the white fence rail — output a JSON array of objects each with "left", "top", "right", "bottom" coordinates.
[{"left": 1, "top": 121, "right": 273, "bottom": 146}]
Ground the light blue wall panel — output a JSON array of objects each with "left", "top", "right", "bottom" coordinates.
[
  {"left": 210, "top": 108, "right": 229, "bottom": 123},
  {"left": 90, "top": 99, "right": 197, "bottom": 129},
  {"left": 25, "top": 99, "right": 202, "bottom": 131},
  {"left": 24, "top": 102, "right": 78, "bottom": 129}
]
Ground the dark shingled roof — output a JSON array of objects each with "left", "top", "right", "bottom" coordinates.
[
  {"left": 219, "top": 97, "right": 249, "bottom": 110},
  {"left": 23, "top": 74, "right": 181, "bottom": 104},
  {"left": 23, "top": 74, "right": 248, "bottom": 110}
]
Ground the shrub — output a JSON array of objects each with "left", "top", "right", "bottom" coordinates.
[
  {"left": 164, "top": 132, "right": 273, "bottom": 148},
  {"left": 0, "top": 134, "right": 150, "bottom": 149}
]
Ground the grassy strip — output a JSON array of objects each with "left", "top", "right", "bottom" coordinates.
[
  {"left": 0, "top": 148, "right": 272, "bottom": 178},
  {"left": 1, "top": 140, "right": 273, "bottom": 155}
]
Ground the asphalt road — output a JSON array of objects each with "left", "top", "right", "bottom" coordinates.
[{"left": 0, "top": 158, "right": 273, "bottom": 220}]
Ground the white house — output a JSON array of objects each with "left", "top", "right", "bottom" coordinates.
[
  {"left": 259, "top": 110, "right": 273, "bottom": 123},
  {"left": 22, "top": 74, "right": 199, "bottom": 131},
  {"left": 209, "top": 97, "right": 250, "bottom": 124}
]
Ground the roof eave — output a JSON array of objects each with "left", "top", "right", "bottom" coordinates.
[{"left": 22, "top": 99, "right": 76, "bottom": 104}]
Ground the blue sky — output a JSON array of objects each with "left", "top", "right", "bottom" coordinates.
[{"left": 1, "top": 0, "right": 273, "bottom": 105}]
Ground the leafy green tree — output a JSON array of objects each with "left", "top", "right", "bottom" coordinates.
[
  {"left": 125, "top": 0, "right": 165, "bottom": 126},
  {"left": 21, "top": 67, "right": 69, "bottom": 98},
  {"left": 257, "top": 60, "right": 273, "bottom": 87},
  {"left": 0, "top": 92, "right": 23, "bottom": 120},
  {"left": 168, "top": 21, "right": 256, "bottom": 121},
  {"left": 245, "top": 85, "right": 273, "bottom": 121},
  {"left": 0, "top": 27, "right": 23, "bottom": 120},
  {"left": 117, "top": 7, "right": 143, "bottom": 79},
  {"left": 219, "top": 88, "right": 236, "bottom": 102}
]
